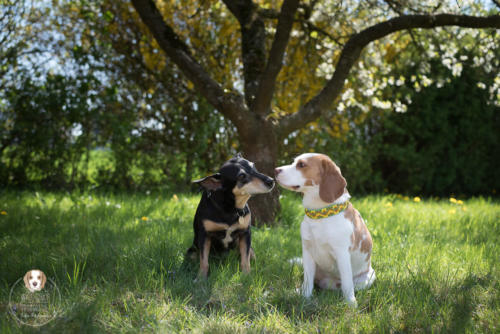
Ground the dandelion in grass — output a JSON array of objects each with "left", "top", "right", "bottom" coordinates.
[
  {"left": 462, "top": 206, "right": 467, "bottom": 212},
  {"left": 450, "top": 197, "right": 457, "bottom": 203},
  {"left": 457, "top": 200, "right": 464, "bottom": 205},
  {"left": 0, "top": 210, "right": 6, "bottom": 215},
  {"left": 403, "top": 196, "right": 409, "bottom": 201},
  {"left": 448, "top": 209, "right": 456, "bottom": 215},
  {"left": 141, "top": 216, "right": 148, "bottom": 221},
  {"left": 385, "top": 202, "right": 393, "bottom": 208},
  {"left": 172, "top": 194, "right": 179, "bottom": 201},
  {"left": 413, "top": 197, "right": 421, "bottom": 202}
]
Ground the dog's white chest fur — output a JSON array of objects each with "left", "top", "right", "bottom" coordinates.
[{"left": 301, "top": 212, "right": 370, "bottom": 279}]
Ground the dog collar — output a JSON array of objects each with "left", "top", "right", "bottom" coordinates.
[{"left": 305, "top": 201, "right": 350, "bottom": 219}]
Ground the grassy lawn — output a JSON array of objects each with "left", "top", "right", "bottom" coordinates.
[{"left": 0, "top": 190, "right": 498, "bottom": 333}]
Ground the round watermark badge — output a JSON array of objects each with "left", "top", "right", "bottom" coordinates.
[{"left": 9, "top": 269, "right": 62, "bottom": 327}]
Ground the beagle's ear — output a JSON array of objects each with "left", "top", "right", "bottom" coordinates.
[
  {"left": 319, "top": 159, "right": 347, "bottom": 203},
  {"left": 40, "top": 271, "right": 47, "bottom": 289},
  {"left": 193, "top": 173, "right": 222, "bottom": 191},
  {"left": 23, "top": 271, "right": 30, "bottom": 289}
]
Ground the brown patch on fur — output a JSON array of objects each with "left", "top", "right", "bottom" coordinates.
[
  {"left": 345, "top": 204, "right": 372, "bottom": 254},
  {"left": 202, "top": 219, "right": 229, "bottom": 232},
  {"left": 23, "top": 272, "right": 30, "bottom": 290},
  {"left": 199, "top": 238, "right": 211, "bottom": 278},
  {"left": 319, "top": 158, "right": 346, "bottom": 203},
  {"left": 304, "top": 179, "right": 314, "bottom": 186},
  {"left": 40, "top": 272, "right": 46, "bottom": 289},
  {"left": 353, "top": 269, "right": 370, "bottom": 280},
  {"left": 297, "top": 154, "right": 346, "bottom": 202},
  {"left": 232, "top": 187, "right": 251, "bottom": 209}
]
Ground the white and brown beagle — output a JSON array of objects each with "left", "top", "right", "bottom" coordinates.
[
  {"left": 275, "top": 153, "right": 375, "bottom": 307},
  {"left": 23, "top": 269, "right": 47, "bottom": 292}
]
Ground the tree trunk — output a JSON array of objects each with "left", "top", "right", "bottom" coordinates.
[{"left": 239, "top": 118, "right": 280, "bottom": 226}]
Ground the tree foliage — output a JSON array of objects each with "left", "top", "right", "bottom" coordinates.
[{"left": 0, "top": 0, "right": 499, "bottom": 214}]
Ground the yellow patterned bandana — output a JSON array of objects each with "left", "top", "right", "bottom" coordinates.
[{"left": 305, "top": 201, "right": 350, "bottom": 219}]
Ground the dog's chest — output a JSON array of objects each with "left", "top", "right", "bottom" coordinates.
[
  {"left": 203, "top": 214, "right": 251, "bottom": 247},
  {"left": 301, "top": 214, "right": 354, "bottom": 269}
]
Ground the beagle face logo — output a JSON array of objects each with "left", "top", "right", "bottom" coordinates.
[
  {"left": 23, "top": 270, "right": 47, "bottom": 292},
  {"left": 10, "top": 269, "right": 62, "bottom": 326}
]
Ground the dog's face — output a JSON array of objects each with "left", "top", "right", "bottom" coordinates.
[
  {"left": 23, "top": 269, "right": 46, "bottom": 292},
  {"left": 275, "top": 153, "right": 346, "bottom": 203},
  {"left": 194, "top": 154, "right": 275, "bottom": 196}
]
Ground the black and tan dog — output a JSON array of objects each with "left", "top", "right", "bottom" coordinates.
[{"left": 187, "top": 154, "right": 274, "bottom": 278}]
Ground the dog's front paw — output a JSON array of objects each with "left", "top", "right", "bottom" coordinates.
[
  {"left": 346, "top": 296, "right": 357, "bottom": 308},
  {"left": 300, "top": 285, "right": 313, "bottom": 298}
]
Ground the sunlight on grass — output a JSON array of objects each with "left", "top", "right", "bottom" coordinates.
[{"left": 0, "top": 191, "right": 498, "bottom": 332}]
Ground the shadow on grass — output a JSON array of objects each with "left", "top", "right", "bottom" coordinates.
[{"left": 1, "top": 192, "right": 497, "bottom": 332}]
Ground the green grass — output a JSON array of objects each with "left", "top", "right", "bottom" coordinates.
[{"left": 0, "top": 190, "right": 498, "bottom": 333}]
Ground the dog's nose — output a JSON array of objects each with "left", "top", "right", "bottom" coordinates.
[
  {"left": 274, "top": 168, "right": 282, "bottom": 176},
  {"left": 33, "top": 282, "right": 37, "bottom": 286},
  {"left": 265, "top": 178, "right": 275, "bottom": 188}
]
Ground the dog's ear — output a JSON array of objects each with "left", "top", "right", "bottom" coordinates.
[
  {"left": 319, "top": 159, "right": 347, "bottom": 203},
  {"left": 193, "top": 173, "right": 222, "bottom": 191},
  {"left": 23, "top": 271, "right": 30, "bottom": 290},
  {"left": 40, "top": 271, "right": 47, "bottom": 289}
]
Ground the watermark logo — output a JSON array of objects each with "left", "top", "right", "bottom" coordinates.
[{"left": 9, "top": 270, "right": 62, "bottom": 327}]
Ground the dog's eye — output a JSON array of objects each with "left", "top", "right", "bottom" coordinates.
[
  {"left": 297, "top": 161, "right": 305, "bottom": 168},
  {"left": 238, "top": 173, "right": 246, "bottom": 180}
]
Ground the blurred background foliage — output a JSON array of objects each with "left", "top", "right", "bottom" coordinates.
[{"left": 1, "top": 0, "right": 499, "bottom": 196}]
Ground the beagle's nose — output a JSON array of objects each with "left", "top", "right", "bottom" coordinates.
[
  {"left": 274, "top": 168, "right": 282, "bottom": 176},
  {"left": 33, "top": 282, "right": 37, "bottom": 286}
]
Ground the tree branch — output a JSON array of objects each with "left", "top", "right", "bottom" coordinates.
[
  {"left": 130, "top": 0, "right": 248, "bottom": 128},
  {"left": 252, "top": 0, "right": 299, "bottom": 116},
  {"left": 277, "top": 13, "right": 500, "bottom": 137},
  {"left": 222, "top": 0, "right": 268, "bottom": 109}
]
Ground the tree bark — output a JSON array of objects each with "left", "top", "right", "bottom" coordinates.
[
  {"left": 130, "top": 0, "right": 500, "bottom": 225},
  {"left": 239, "top": 118, "right": 280, "bottom": 226}
]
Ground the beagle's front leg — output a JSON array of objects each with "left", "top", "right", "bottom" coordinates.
[
  {"left": 334, "top": 248, "right": 357, "bottom": 307},
  {"left": 301, "top": 244, "right": 316, "bottom": 297}
]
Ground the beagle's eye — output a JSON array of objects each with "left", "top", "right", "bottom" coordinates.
[
  {"left": 238, "top": 173, "right": 246, "bottom": 180},
  {"left": 297, "top": 161, "right": 306, "bottom": 168},
  {"left": 38, "top": 276, "right": 41, "bottom": 279}
]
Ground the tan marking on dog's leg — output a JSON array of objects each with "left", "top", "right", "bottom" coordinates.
[
  {"left": 199, "top": 238, "right": 211, "bottom": 278},
  {"left": 202, "top": 219, "right": 229, "bottom": 232},
  {"left": 239, "top": 238, "right": 251, "bottom": 273}
]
